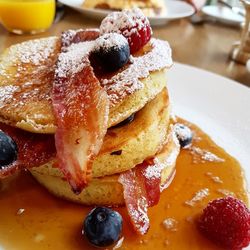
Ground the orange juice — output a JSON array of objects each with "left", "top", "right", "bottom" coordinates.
[{"left": 0, "top": 0, "right": 55, "bottom": 34}]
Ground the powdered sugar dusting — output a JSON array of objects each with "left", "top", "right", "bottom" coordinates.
[
  {"left": 190, "top": 146, "right": 225, "bottom": 163},
  {"left": 162, "top": 218, "right": 178, "bottom": 231},
  {"left": 206, "top": 172, "right": 223, "bottom": 184},
  {"left": 55, "top": 41, "right": 95, "bottom": 78},
  {"left": 94, "top": 33, "right": 128, "bottom": 52},
  {"left": 217, "top": 189, "right": 235, "bottom": 196},
  {"left": 174, "top": 123, "right": 192, "bottom": 148},
  {"left": 100, "top": 8, "right": 151, "bottom": 37},
  {"left": 113, "top": 237, "right": 124, "bottom": 249},
  {"left": 101, "top": 38, "right": 172, "bottom": 106},
  {"left": 13, "top": 37, "right": 56, "bottom": 66},
  {"left": 0, "top": 85, "right": 20, "bottom": 105},
  {"left": 185, "top": 188, "right": 210, "bottom": 207},
  {"left": 143, "top": 158, "right": 164, "bottom": 179},
  {"left": 127, "top": 197, "right": 149, "bottom": 233},
  {"left": 61, "top": 29, "right": 78, "bottom": 50},
  {"left": 16, "top": 208, "right": 25, "bottom": 215}
]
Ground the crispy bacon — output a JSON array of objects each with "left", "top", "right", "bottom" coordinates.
[
  {"left": 118, "top": 158, "right": 163, "bottom": 235},
  {"left": 119, "top": 159, "right": 176, "bottom": 235},
  {"left": 119, "top": 129, "right": 180, "bottom": 235},
  {"left": 53, "top": 30, "right": 109, "bottom": 193},
  {"left": 0, "top": 123, "right": 55, "bottom": 178},
  {"left": 61, "top": 29, "right": 100, "bottom": 50}
]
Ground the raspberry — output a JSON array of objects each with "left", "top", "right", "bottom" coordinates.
[
  {"left": 198, "top": 196, "right": 250, "bottom": 249},
  {"left": 100, "top": 8, "right": 152, "bottom": 54}
]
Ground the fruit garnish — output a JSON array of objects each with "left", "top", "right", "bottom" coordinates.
[
  {"left": 174, "top": 123, "right": 193, "bottom": 148},
  {"left": 0, "top": 130, "right": 18, "bottom": 168},
  {"left": 0, "top": 123, "right": 56, "bottom": 178},
  {"left": 112, "top": 113, "right": 135, "bottom": 128},
  {"left": 198, "top": 196, "right": 250, "bottom": 249},
  {"left": 83, "top": 207, "right": 123, "bottom": 247},
  {"left": 100, "top": 8, "right": 152, "bottom": 54},
  {"left": 92, "top": 33, "right": 130, "bottom": 72}
]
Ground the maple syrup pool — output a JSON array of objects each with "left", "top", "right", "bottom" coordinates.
[{"left": 0, "top": 119, "right": 248, "bottom": 250}]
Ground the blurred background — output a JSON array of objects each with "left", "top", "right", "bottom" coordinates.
[{"left": 0, "top": 0, "right": 249, "bottom": 85}]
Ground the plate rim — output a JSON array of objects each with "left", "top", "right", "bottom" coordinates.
[
  {"left": 58, "top": 0, "right": 195, "bottom": 22},
  {"left": 201, "top": 5, "right": 244, "bottom": 24},
  {"left": 168, "top": 62, "right": 250, "bottom": 189}
]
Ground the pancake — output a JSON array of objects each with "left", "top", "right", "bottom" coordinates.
[
  {"left": 0, "top": 36, "right": 172, "bottom": 134},
  {"left": 31, "top": 124, "right": 180, "bottom": 205},
  {"left": 30, "top": 88, "right": 170, "bottom": 178},
  {"left": 83, "top": 0, "right": 167, "bottom": 17}
]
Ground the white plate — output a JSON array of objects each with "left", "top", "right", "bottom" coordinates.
[
  {"left": 58, "top": 0, "right": 195, "bottom": 26},
  {"left": 168, "top": 63, "right": 250, "bottom": 189},
  {"left": 202, "top": 5, "right": 244, "bottom": 25}
]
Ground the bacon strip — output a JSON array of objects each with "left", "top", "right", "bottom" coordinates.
[
  {"left": 118, "top": 158, "right": 163, "bottom": 235},
  {"left": 0, "top": 123, "right": 56, "bottom": 178},
  {"left": 52, "top": 30, "right": 109, "bottom": 193},
  {"left": 119, "top": 128, "right": 180, "bottom": 235},
  {"left": 61, "top": 29, "right": 100, "bottom": 50}
]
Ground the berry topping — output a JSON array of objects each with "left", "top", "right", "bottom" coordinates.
[
  {"left": 113, "top": 114, "right": 135, "bottom": 128},
  {"left": 0, "top": 131, "right": 18, "bottom": 168},
  {"left": 100, "top": 8, "right": 152, "bottom": 54},
  {"left": 173, "top": 123, "right": 193, "bottom": 148},
  {"left": 91, "top": 33, "right": 130, "bottom": 72},
  {"left": 83, "top": 207, "right": 123, "bottom": 247},
  {"left": 198, "top": 196, "right": 250, "bottom": 249}
]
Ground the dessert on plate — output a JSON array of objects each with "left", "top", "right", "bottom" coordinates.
[
  {"left": 82, "top": 0, "right": 167, "bottom": 17},
  {"left": 0, "top": 8, "right": 249, "bottom": 250}
]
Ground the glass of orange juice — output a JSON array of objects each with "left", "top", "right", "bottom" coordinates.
[{"left": 0, "top": 0, "right": 55, "bottom": 35}]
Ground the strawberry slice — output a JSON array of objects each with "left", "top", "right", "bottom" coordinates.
[{"left": 53, "top": 31, "right": 109, "bottom": 193}]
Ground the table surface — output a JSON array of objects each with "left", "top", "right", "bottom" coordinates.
[{"left": 0, "top": 7, "right": 249, "bottom": 87}]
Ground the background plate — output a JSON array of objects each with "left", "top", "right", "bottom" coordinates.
[
  {"left": 168, "top": 63, "right": 250, "bottom": 189},
  {"left": 58, "top": 0, "right": 195, "bottom": 25},
  {"left": 201, "top": 5, "right": 244, "bottom": 25}
]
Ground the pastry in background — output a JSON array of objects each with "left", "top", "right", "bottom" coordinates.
[{"left": 83, "top": 0, "right": 167, "bottom": 16}]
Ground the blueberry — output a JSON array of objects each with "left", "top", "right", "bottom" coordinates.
[
  {"left": 83, "top": 207, "right": 123, "bottom": 247},
  {"left": 0, "top": 131, "right": 18, "bottom": 168},
  {"left": 92, "top": 33, "right": 130, "bottom": 72},
  {"left": 174, "top": 123, "right": 193, "bottom": 148},
  {"left": 113, "top": 114, "right": 135, "bottom": 128}
]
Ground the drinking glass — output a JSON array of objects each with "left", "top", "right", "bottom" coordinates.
[{"left": 0, "top": 0, "right": 55, "bottom": 35}]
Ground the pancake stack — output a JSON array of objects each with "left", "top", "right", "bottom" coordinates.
[{"left": 0, "top": 8, "right": 180, "bottom": 233}]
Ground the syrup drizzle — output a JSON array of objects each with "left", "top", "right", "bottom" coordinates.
[{"left": 0, "top": 118, "right": 248, "bottom": 250}]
